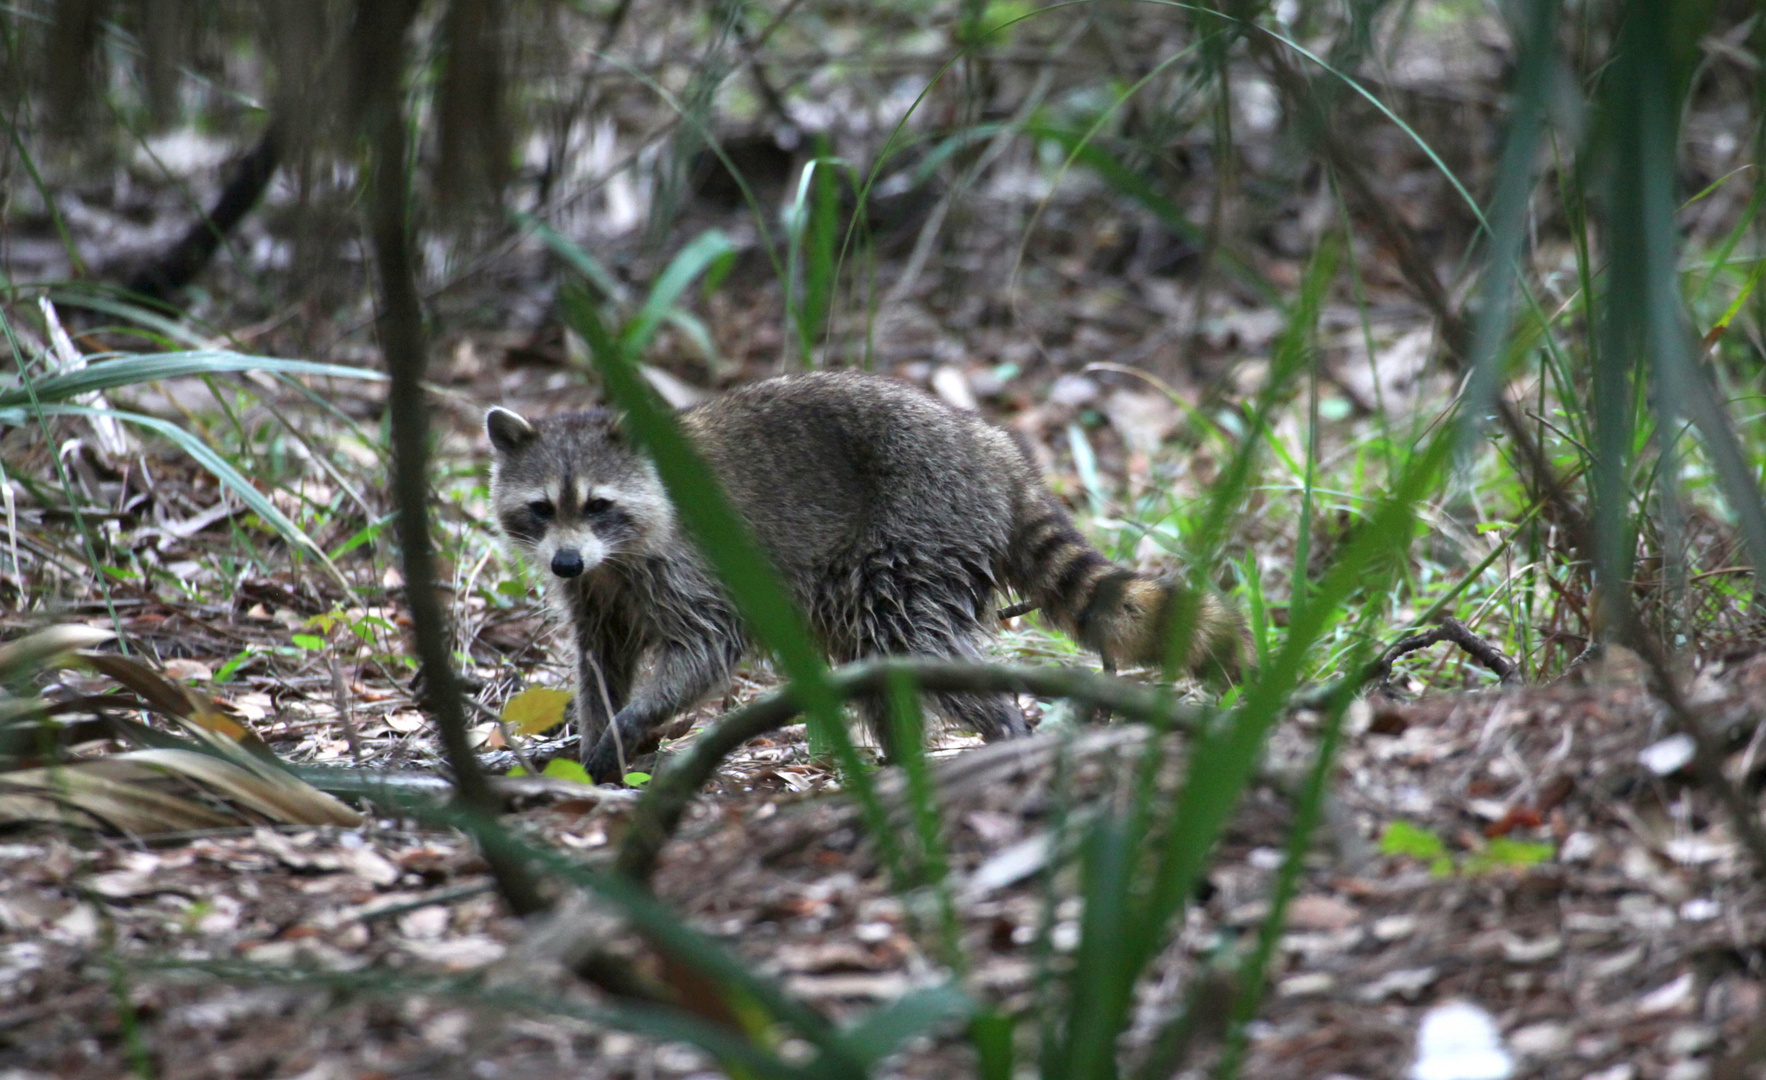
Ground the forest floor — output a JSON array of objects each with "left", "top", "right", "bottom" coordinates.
[
  {"left": 6, "top": 234, "right": 1765, "bottom": 1076},
  {"left": 6, "top": 594, "right": 1766, "bottom": 1079},
  {"left": 6, "top": 15, "right": 1766, "bottom": 1075}
]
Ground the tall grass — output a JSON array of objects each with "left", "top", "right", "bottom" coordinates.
[
  {"left": 572, "top": 1, "right": 1764, "bottom": 1073},
  {"left": 7, "top": 0, "right": 1766, "bottom": 1075}
]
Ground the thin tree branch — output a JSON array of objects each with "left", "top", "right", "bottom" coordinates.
[
  {"left": 123, "top": 121, "right": 282, "bottom": 305},
  {"left": 356, "top": 0, "right": 544, "bottom": 917},
  {"left": 1364, "top": 616, "right": 1522, "bottom": 690},
  {"left": 616, "top": 658, "right": 1201, "bottom": 882}
]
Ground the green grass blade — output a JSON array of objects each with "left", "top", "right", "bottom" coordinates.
[
  {"left": 797, "top": 150, "right": 843, "bottom": 366},
  {"left": 886, "top": 668, "right": 963, "bottom": 970},
  {"left": 0, "top": 351, "right": 384, "bottom": 409},
  {"left": 1593, "top": 0, "right": 1763, "bottom": 620},
  {"left": 566, "top": 287, "right": 846, "bottom": 736},
  {"left": 1194, "top": 238, "right": 1336, "bottom": 565},
  {"left": 969, "top": 1010, "right": 1015, "bottom": 1080},
  {"left": 1055, "top": 813, "right": 1136, "bottom": 1080},
  {"left": 1158, "top": 238, "right": 1336, "bottom": 672},
  {"left": 1699, "top": 256, "right": 1766, "bottom": 349},
  {"left": 1659, "top": 356, "right": 1766, "bottom": 600},
  {"left": 1022, "top": 120, "right": 1280, "bottom": 306},
  {"left": 355, "top": 792, "right": 853, "bottom": 1063},
  {"left": 620, "top": 230, "right": 736, "bottom": 359},
  {"left": 1249, "top": 19, "right": 1487, "bottom": 233},
  {"left": 1127, "top": 428, "right": 1457, "bottom": 1036},
  {"left": 839, "top": 982, "right": 975, "bottom": 1066},
  {"left": 1453, "top": 0, "right": 1558, "bottom": 457},
  {"left": 1690, "top": 181, "right": 1765, "bottom": 309},
  {"left": 514, "top": 212, "right": 632, "bottom": 304},
  {"left": 0, "top": 403, "right": 335, "bottom": 568},
  {"left": 559, "top": 276, "right": 889, "bottom": 787},
  {"left": 0, "top": 112, "right": 86, "bottom": 276},
  {"left": 45, "top": 289, "right": 211, "bottom": 348},
  {"left": 663, "top": 310, "right": 724, "bottom": 372},
  {"left": 1213, "top": 661, "right": 1360, "bottom": 1078},
  {"left": 156, "top": 961, "right": 821, "bottom": 1080}
]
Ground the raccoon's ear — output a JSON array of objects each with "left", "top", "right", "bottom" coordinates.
[{"left": 485, "top": 408, "right": 537, "bottom": 454}]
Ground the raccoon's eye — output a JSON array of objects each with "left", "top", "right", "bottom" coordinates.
[
  {"left": 582, "top": 497, "right": 612, "bottom": 515},
  {"left": 528, "top": 500, "right": 556, "bottom": 520}
]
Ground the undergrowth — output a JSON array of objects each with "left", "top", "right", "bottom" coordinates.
[{"left": 2, "top": 0, "right": 1765, "bottom": 1077}]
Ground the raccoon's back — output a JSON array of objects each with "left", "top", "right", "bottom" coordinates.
[{"left": 682, "top": 372, "right": 1033, "bottom": 573}]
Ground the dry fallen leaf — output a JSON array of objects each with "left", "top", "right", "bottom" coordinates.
[
  {"left": 502, "top": 687, "right": 574, "bottom": 735},
  {"left": 163, "top": 658, "right": 214, "bottom": 682}
]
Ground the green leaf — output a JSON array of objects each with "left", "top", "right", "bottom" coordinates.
[
  {"left": 501, "top": 687, "right": 574, "bottom": 736},
  {"left": 1380, "top": 821, "right": 1455, "bottom": 877},
  {"left": 1465, "top": 837, "right": 1554, "bottom": 875},
  {"left": 0, "top": 351, "right": 383, "bottom": 409},
  {"left": 212, "top": 647, "right": 256, "bottom": 684},
  {"left": 290, "top": 634, "right": 326, "bottom": 651},
  {"left": 620, "top": 230, "right": 737, "bottom": 360},
  {"left": 327, "top": 513, "right": 394, "bottom": 560},
  {"left": 540, "top": 759, "right": 593, "bottom": 784},
  {"left": 0, "top": 403, "right": 337, "bottom": 570},
  {"left": 1378, "top": 820, "right": 1447, "bottom": 861},
  {"left": 840, "top": 982, "right": 975, "bottom": 1064},
  {"left": 621, "top": 771, "right": 652, "bottom": 787}
]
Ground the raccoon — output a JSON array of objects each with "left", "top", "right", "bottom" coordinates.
[{"left": 487, "top": 371, "right": 1244, "bottom": 783}]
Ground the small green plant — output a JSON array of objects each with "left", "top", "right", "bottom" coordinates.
[
  {"left": 1379, "top": 820, "right": 1455, "bottom": 877},
  {"left": 1380, "top": 821, "right": 1555, "bottom": 878},
  {"left": 522, "top": 218, "right": 734, "bottom": 375},
  {"left": 507, "top": 759, "right": 595, "bottom": 784}
]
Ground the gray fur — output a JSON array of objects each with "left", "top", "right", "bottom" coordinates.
[{"left": 487, "top": 371, "right": 1242, "bottom": 782}]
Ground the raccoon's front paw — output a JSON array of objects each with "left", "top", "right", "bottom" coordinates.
[{"left": 583, "top": 732, "right": 643, "bottom": 785}]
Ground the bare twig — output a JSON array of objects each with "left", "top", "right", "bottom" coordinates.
[
  {"left": 1364, "top": 616, "right": 1521, "bottom": 691},
  {"left": 328, "top": 656, "right": 362, "bottom": 763},
  {"left": 355, "top": 0, "right": 544, "bottom": 917},
  {"left": 729, "top": 7, "right": 796, "bottom": 136}
]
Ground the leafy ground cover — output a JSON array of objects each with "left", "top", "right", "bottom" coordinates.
[{"left": 3, "top": 0, "right": 1766, "bottom": 1077}]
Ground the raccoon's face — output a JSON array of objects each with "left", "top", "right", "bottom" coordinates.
[{"left": 485, "top": 407, "right": 673, "bottom": 582}]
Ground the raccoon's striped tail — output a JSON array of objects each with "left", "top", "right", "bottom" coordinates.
[{"left": 1007, "top": 500, "right": 1246, "bottom": 678}]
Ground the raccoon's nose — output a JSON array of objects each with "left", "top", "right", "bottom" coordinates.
[{"left": 551, "top": 549, "right": 585, "bottom": 578}]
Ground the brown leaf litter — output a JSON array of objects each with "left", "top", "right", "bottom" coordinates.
[{"left": 2, "top": 650, "right": 1765, "bottom": 1077}]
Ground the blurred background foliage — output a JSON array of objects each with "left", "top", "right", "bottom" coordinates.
[
  {"left": 2, "top": 1, "right": 1762, "bottom": 682},
  {"left": 4, "top": 0, "right": 1766, "bottom": 1076}
]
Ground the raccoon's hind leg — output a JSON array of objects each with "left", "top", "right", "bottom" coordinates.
[
  {"left": 853, "top": 645, "right": 1027, "bottom": 759},
  {"left": 840, "top": 549, "right": 1030, "bottom": 758}
]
